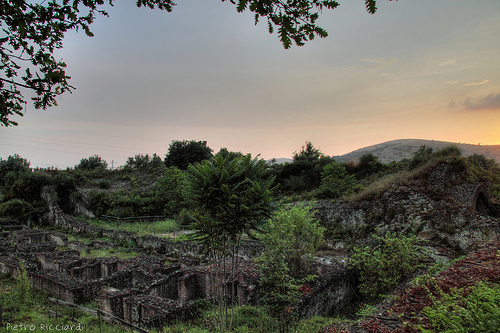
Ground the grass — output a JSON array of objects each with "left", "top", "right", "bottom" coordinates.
[
  {"left": 80, "top": 247, "right": 140, "bottom": 259},
  {"left": 64, "top": 233, "right": 141, "bottom": 259},
  {"left": 89, "top": 218, "right": 180, "bottom": 236}
]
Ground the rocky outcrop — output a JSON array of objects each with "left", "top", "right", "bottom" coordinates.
[{"left": 314, "top": 162, "right": 500, "bottom": 253}]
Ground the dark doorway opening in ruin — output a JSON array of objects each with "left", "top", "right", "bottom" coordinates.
[
  {"left": 56, "top": 184, "right": 76, "bottom": 214},
  {"left": 475, "top": 191, "right": 500, "bottom": 217}
]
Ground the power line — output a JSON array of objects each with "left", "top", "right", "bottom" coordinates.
[{"left": 0, "top": 133, "right": 161, "bottom": 154}]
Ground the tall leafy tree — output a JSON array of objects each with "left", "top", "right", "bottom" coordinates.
[
  {"left": 184, "top": 153, "right": 275, "bottom": 331},
  {"left": 293, "top": 141, "right": 322, "bottom": 163},
  {"left": 1, "top": 0, "right": 383, "bottom": 126},
  {"left": 0, "top": 154, "right": 31, "bottom": 187},
  {"left": 277, "top": 141, "right": 334, "bottom": 192},
  {"left": 165, "top": 140, "right": 213, "bottom": 170}
]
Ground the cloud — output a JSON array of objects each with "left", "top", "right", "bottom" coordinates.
[
  {"left": 463, "top": 92, "right": 500, "bottom": 111},
  {"left": 444, "top": 81, "right": 458, "bottom": 84},
  {"left": 359, "top": 58, "right": 398, "bottom": 71},
  {"left": 465, "top": 80, "right": 489, "bottom": 86},
  {"left": 439, "top": 59, "right": 456, "bottom": 66}
]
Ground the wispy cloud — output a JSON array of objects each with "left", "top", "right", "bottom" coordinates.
[
  {"left": 359, "top": 58, "right": 398, "bottom": 72},
  {"left": 444, "top": 80, "right": 458, "bottom": 84},
  {"left": 439, "top": 59, "right": 456, "bottom": 66},
  {"left": 463, "top": 92, "right": 500, "bottom": 111},
  {"left": 465, "top": 80, "right": 489, "bottom": 86}
]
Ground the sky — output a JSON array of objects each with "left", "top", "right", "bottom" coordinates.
[{"left": 2, "top": 0, "right": 500, "bottom": 169}]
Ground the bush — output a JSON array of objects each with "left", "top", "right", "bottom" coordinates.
[
  {"left": 1, "top": 171, "right": 52, "bottom": 205},
  {"left": 261, "top": 204, "right": 324, "bottom": 277},
  {"left": 154, "top": 166, "right": 185, "bottom": 216},
  {"left": 0, "top": 199, "right": 34, "bottom": 218},
  {"left": 410, "top": 145, "right": 434, "bottom": 169},
  {"left": 15, "top": 261, "right": 31, "bottom": 308},
  {"left": 318, "top": 162, "right": 355, "bottom": 199},
  {"left": 75, "top": 155, "right": 107, "bottom": 170},
  {"left": 349, "top": 232, "right": 424, "bottom": 298},
  {"left": 86, "top": 190, "right": 112, "bottom": 216},
  {"left": 258, "top": 204, "right": 323, "bottom": 333}
]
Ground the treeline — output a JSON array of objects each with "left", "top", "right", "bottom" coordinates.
[{"left": 1, "top": 140, "right": 499, "bottom": 221}]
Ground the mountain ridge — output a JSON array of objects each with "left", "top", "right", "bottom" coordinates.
[
  {"left": 272, "top": 139, "right": 500, "bottom": 164},
  {"left": 334, "top": 139, "right": 500, "bottom": 163}
]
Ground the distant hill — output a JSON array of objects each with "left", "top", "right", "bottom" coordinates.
[{"left": 333, "top": 139, "right": 500, "bottom": 164}]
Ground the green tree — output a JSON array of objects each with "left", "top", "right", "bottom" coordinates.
[
  {"left": 75, "top": 154, "right": 107, "bottom": 170},
  {"left": 154, "top": 166, "right": 185, "bottom": 216},
  {"left": 126, "top": 153, "right": 164, "bottom": 171},
  {"left": 354, "top": 153, "right": 384, "bottom": 178},
  {"left": 0, "top": 154, "right": 31, "bottom": 187},
  {"left": 278, "top": 142, "right": 334, "bottom": 192},
  {"left": 217, "top": 147, "right": 243, "bottom": 160},
  {"left": 258, "top": 204, "right": 324, "bottom": 332},
  {"left": 165, "top": 140, "right": 213, "bottom": 170},
  {"left": 318, "top": 162, "right": 355, "bottom": 198},
  {"left": 1, "top": 0, "right": 383, "bottom": 127},
  {"left": 410, "top": 145, "right": 434, "bottom": 169},
  {"left": 184, "top": 153, "right": 275, "bottom": 331},
  {"left": 293, "top": 141, "right": 322, "bottom": 163}
]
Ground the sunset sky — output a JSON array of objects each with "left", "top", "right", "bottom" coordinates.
[{"left": 2, "top": 0, "right": 500, "bottom": 168}]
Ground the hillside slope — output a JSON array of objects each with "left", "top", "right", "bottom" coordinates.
[{"left": 333, "top": 139, "right": 500, "bottom": 164}]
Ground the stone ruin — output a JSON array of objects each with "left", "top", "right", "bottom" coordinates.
[{"left": 0, "top": 221, "right": 357, "bottom": 329}]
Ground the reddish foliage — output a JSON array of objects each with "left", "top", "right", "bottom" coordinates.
[{"left": 299, "top": 283, "right": 312, "bottom": 296}]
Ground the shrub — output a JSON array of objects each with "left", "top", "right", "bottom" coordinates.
[
  {"left": 410, "top": 145, "right": 434, "bottom": 169},
  {"left": 86, "top": 190, "right": 112, "bottom": 216},
  {"left": 1, "top": 171, "right": 52, "bottom": 205},
  {"left": 15, "top": 261, "right": 31, "bottom": 308},
  {"left": 349, "top": 232, "right": 424, "bottom": 298},
  {"left": 0, "top": 199, "right": 34, "bottom": 218},
  {"left": 258, "top": 204, "right": 323, "bottom": 333},
  {"left": 75, "top": 155, "right": 107, "bottom": 170},
  {"left": 261, "top": 204, "right": 324, "bottom": 277},
  {"left": 318, "top": 162, "right": 355, "bottom": 199},
  {"left": 154, "top": 166, "right": 185, "bottom": 216}
]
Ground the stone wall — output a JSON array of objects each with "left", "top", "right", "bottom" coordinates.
[{"left": 29, "top": 269, "right": 88, "bottom": 303}]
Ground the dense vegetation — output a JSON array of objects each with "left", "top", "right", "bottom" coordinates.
[
  {"left": 1, "top": 141, "right": 500, "bottom": 332},
  {"left": 2, "top": 141, "right": 499, "bottom": 222}
]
